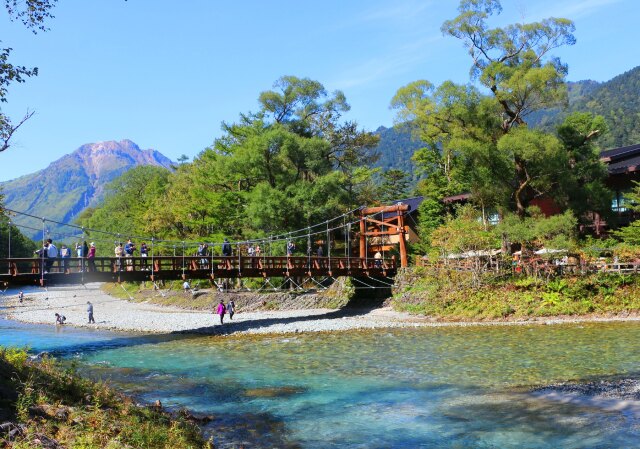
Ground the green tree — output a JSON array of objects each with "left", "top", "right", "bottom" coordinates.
[
  {"left": 393, "top": 0, "right": 585, "bottom": 219},
  {"left": 614, "top": 182, "right": 640, "bottom": 245},
  {"left": 497, "top": 207, "right": 577, "bottom": 254},
  {"left": 430, "top": 204, "right": 500, "bottom": 286},
  {"left": 77, "top": 166, "right": 170, "bottom": 255},
  {"left": 379, "top": 169, "right": 411, "bottom": 202},
  {"left": 0, "top": 215, "right": 34, "bottom": 257},
  {"left": 1, "top": 0, "right": 57, "bottom": 152},
  {"left": 555, "top": 112, "right": 611, "bottom": 220},
  {"left": 143, "top": 76, "right": 379, "bottom": 242}
]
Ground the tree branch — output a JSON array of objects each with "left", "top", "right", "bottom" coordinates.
[{"left": 0, "top": 109, "right": 34, "bottom": 152}]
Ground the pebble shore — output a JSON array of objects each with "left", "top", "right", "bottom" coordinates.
[
  {"left": 3, "top": 283, "right": 640, "bottom": 336},
  {"left": 1, "top": 283, "right": 429, "bottom": 335}
]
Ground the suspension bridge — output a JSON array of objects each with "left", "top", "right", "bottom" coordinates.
[{"left": 0, "top": 204, "right": 412, "bottom": 288}]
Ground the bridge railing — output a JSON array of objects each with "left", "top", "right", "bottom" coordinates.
[{"left": 0, "top": 255, "right": 396, "bottom": 278}]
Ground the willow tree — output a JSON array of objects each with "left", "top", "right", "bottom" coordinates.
[{"left": 393, "top": 0, "right": 608, "bottom": 221}]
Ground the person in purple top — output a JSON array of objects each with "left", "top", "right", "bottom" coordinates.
[{"left": 216, "top": 299, "right": 226, "bottom": 324}]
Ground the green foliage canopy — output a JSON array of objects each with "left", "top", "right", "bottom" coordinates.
[
  {"left": 84, "top": 77, "right": 380, "bottom": 245},
  {"left": 393, "top": 0, "right": 609, "bottom": 228},
  {"left": 77, "top": 165, "right": 170, "bottom": 255}
]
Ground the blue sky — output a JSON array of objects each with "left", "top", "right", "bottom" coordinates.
[{"left": 1, "top": 0, "right": 638, "bottom": 181}]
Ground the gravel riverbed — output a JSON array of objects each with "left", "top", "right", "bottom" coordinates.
[
  {"left": 1, "top": 283, "right": 429, "bottom": 335},
  {"left": 4, "top": 283, "right": 640, "bottom": 336}
]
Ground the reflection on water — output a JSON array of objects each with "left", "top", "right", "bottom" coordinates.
[{"left": 2, "top": 317, "right": 640, "bottom": 447}]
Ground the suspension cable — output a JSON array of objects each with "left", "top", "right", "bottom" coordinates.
[
  {"left": 326, "top": 220, "right": 330, "bottom": 270},
  {"left": 7, "top": 220, "right": 11, "bottom": 259},
  {"left": 2, "top": 204, "right": 406, "bottom": 253},
  {"left": 151, "top": 237, "right": 155, "bottom": 279},
  {"left": 182, "top": 241, "right": 186, "bottom": 278},
  {"left": 41, "top": 218, "right": 45, "bottom": 282},
  {"left": 347, "top": 222, "right": 351, "bottom": 270}
]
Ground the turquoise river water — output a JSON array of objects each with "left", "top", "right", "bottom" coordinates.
[{"left": 1, "top": 313, "right": 640, "bottom": 448}]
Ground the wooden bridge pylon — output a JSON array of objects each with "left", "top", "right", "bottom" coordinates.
[{"left": 359, "top": 204, "right": 410, "bottom": 268}]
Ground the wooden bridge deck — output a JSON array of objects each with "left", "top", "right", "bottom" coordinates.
[{"left": 0, "top": 256, "right": 397, "bottom": 286}]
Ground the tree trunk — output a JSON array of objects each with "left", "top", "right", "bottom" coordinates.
[{"left": 514, "top": 157, "right": 530, "bottom": 219}]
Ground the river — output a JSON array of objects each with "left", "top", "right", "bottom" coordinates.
[{"left": 1, "top": 315, "right": 640, "bottom": 448}]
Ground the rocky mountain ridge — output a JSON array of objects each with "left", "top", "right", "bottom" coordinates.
[{"left": 1, "top": 140, "right": 173, "bottom": 240}]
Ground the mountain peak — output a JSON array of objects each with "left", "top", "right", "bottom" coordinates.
[{"left": 1, "top": 139, "right": 174, "bottom": 240}]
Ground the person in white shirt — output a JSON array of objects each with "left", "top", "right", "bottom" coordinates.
[{"left": 45, "top": 239, "right": 58, "bottom": 273}]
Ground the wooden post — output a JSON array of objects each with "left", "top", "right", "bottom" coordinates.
[
  {"left": 397, "top": 210, "right": 408, "bottom": 268},
  {"left": 359, "top": 215, "right": 366, "bottom": 260}
]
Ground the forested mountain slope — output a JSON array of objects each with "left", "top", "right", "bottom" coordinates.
[{"left": 1, "top": 140, "right": 173, "bottom": 240}]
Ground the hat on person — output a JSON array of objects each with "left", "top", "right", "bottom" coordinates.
[{"left": 90, "top": 242, "right": 95, "bottom": 246}]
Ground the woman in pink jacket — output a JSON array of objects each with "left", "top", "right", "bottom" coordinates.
[
  {"left": 216, "top": 299, "right": 226, "bottom": 324},
  {"left": 87, "top": 242, "right": 97, "bottom": 272}
]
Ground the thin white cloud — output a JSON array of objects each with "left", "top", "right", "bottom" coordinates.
[
  {"left": 518, "top": 0, "right": 624, "bottom": 21},
  {"left": 330, "top": 35, "right": 442, "bottom": 90}
]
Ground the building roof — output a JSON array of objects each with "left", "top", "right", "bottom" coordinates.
[
  {"left": 607, "top": 153, "right": 640, "bottom": 174},
  {"left": 601, "top": 143, "right": 640, "bottom": 174},
  {"left": 600, "top": 143, "right": 640, "bottom": 161},
  {"left": 380, "top": 196, "right": 423, "bottom": 220}
]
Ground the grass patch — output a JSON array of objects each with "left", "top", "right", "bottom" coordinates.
[
  {"left": 393, "top": 268, "right": 640, "bottom": 320},
  {"left": 0, "top": 347, "right": 210, "bottom": 448}
]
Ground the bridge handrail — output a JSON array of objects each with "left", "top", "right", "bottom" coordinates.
[{"left": 0, "top": 255, "right": 396, "bottom": 276}]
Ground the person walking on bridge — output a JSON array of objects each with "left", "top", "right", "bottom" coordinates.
[
  {"left": 222, "top": 238, "right": 232, "bottom": 269},
  {"left": 45, "top": 239, "right": 58, "bottom": 273},
  {"left": 140, "top": 242, "right": 148, "bottom": 270},
  {"left": 115, "top": 243, "right": 123, "bottom": 271},
  {"left": 82, "top": 241, "right": 89, "bottom": 271},
  {"left": 87, "top": 301, "right": 95, "bottom": 324},
  {"left": 124, "top": 238, "right": 136, "bottom": 271},
  {"left": 75, "top": 242, "right": 84, "bottom": 272},
  {"left": 87, "top": 243, "right": 96, "bottom": 272},
  {"left": 216, "top": 299, "right": 226, "bottom": 324}
]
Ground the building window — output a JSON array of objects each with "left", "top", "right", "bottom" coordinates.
[{"left": 612, "top": 191, "right": 628, "bottom": 213}]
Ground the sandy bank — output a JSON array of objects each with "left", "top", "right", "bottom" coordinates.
[{"left": 3, "top": 283, "right": 640, "bottom": 335}]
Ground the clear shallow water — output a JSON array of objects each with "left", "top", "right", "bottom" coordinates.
[{"left": 2, "top": 317, "right": 640, "bottom": 448}]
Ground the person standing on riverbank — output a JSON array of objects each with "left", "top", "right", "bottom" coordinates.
[
  {"left": 227, "top": 299, "right": 235, "bottom": 320},
  {"left": 87, "top": 301, "right": 95, "bottom": 324},
  {"left": 216, "top": 299, "right": 226, "bottom": 324}
]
